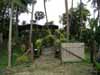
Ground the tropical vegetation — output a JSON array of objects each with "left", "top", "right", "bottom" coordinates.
[{"left": 0, "top": 0, "right": 100, "bottom": 74}]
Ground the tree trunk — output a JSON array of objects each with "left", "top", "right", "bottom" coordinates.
[
  {"left": 90, "top": 40, "right": 97, "bottom": 63},
  {"left": 65, "top": 0, "right": 69, "bottom": 41},
  {"left": 98, "top": 9, "right": 100, "bottom": 25},
  {"left": 15, "top": 7, "right": 19, "bottom": 43},
  {"left": 0, "top": 33, "right": 3, "bottom": 49},
  {"left": 79, "top": 0, "right": 83, "bottom": 40},
  {"left": 44, "top": 0, "right": 48, "bottom": 23},
  {"left": 29, "top": 0, "right": 34, "bottom": 62},
  {"left": 71, "top": 0, "right": 73, "bottom": 9},
  {"left": 8, "top": 1, "right": 13, "bottom": 67},
  {"left": 90, "top": 46, "right": 93, "bottom": 63},
  {"left": 97, "top": 0, "right": 100, "bottom": 25},
  {"left": 0, "top": 33, "right": 3, "bottom": 44}
]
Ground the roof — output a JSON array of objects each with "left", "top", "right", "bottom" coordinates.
[{"left": 18, "top": 24, "right": 58, "bottom": 31}]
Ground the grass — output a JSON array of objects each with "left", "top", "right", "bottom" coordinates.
[
  {"left": 8, "top": 61, "right": 93, "bottom": 75},
  {"left": 2, "top": 57, "right": 92, "bottom": 75},
  {"left": 0, "top": 46, "right": 26, "bottom": 69},
  {"left": 0, "top": 48, "right": 8, "bottom": 69},
  {"left": 0, "top": 45, "right": 93, "bottom": 75},
  {"left": 0, "top": 46, "right": 91, "bottom": 68}
]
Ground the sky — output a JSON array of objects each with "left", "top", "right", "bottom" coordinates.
[{"left": 18, "top": 0, "right": 95, "bottom": 28}]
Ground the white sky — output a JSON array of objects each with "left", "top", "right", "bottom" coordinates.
[{"left": 18, "top": 0, "right": 95, "bottom": 28}]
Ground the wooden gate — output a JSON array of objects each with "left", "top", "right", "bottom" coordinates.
[{"left": 61, "top": 43, "right": 85, "bottom": 62}]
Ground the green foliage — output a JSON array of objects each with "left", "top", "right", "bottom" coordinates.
[
  {"left": 60, "top": 3, "right": 90, "bottom": 40},
  {"left": 95, "top": 62, "right": 100, "bottom": 70},
  {"left": 0, "top": 0, "right": 33, "bottom": 40},
  {"left": 80, "top": 18, "right": 99, "bottom": 46},
  {"left": 70, "top": 4, "right": 90, "bottom": 37},
  {"left": 33, "top": 30, "right": 66, "bottom": 48},
  {"left": 34, "top": 39, "right": 43, "bottom": 57},
  {"left": 44, "top": 34, "right": 55, "bottom": 46},
  {"left": 35, "top": 38, "right": 43, "bottom": 49},
  {"left": 95, "top": 26, "right": 100, "bottom": 45},
  {"left": 41, "top": 30, "right": 54, "bottom": 46},
  {"left": 0, "top": 47, "right": 23, "bottom": 68},
  {"left": 20, "top": 44, "right": 26, "bottom": 52},
  {"left": 54, "top": 39, "right": 61, "bottom": 47},
  {"left": 81, "top": 29, "right": 93, "bottom": 44},
  {"left": 89, "top": 18, "right": 98, "bottom": 30},
  {"left": 55, "top": 30, "right": 66, "bottom": 42},
  {"left": 16, "top": 55, "right": 29, "bottom": 64},
  {"left": 0, "top": 48, "right": 8, "bottom": 69}
]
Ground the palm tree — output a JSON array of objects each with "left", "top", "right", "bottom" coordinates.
[
  {"left": 89, "top": 0, "right": 100, "bottom": 63},
  {"left": 43, "top": 0, "right": 48, "bottom": 23},
  {"left": 8, "top": 0, "right": 31, "bottom": 67},
  {"left": 71, "top": 0, "right": 73, "bottom": 9},
  {"left": 29, "top": 0, "right": 36, "bottom": 62},
  {"left": 8, "top": 0, "right": 13, "bottom": 67},
  {"left": 97, "top": 0, "right": 100, "bottom": 25},
  {"left": 65, "top": 0, "right": 69, "bottom": 41},
  {"left": 89, "top": 0, "right": 100, "bottom": 25}
]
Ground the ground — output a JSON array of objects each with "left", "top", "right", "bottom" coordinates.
[{"left": 3, "top": 55, "right": 94, "bottom": 75}]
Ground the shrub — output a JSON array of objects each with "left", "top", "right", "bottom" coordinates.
[
  {"left": 16, "top": 55, "right": 29, "bottom": 64},
  {"left": 20, "top": 44, "right": 26, "bottom": 52},
  {"left": 35, "top": 39, "right": 43, "bottom": 56},
  {"left": 54, "top": 39, "right": 61, "bottom": 47},
  {"left": 35, "top": 39, "right": 43, "bottom": 49},
  {"left": 44, "top": 34, "right": 55, "bottom": 46},
  {"left": 95, "top": 62, "right": 100, "bottom": 70}
]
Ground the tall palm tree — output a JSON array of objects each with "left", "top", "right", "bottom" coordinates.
[
  {"left": 97, "top": 0, "right": 100, "bottom": 25},
  {"left": 8, "top": 0, "right": 31, "bottom": 67},
  {"left": 65, "top": 0, "right": 69, "bottom": 41},
  {"left": 71, "top": 0, "right": 73, "bottom": 9},
  {"left": 89, "top": 0, "right": 100, "bottom": 63},
  {"left": 43, "top": 0, "right": 48, "bottom": 23},
  {"left": 8, "top": 0, "right": 13, "bottom": 67},
  {"left": 29, "top": 0, "right": 36, "bottom": 62}
]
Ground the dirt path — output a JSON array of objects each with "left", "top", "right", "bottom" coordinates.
[{"left": 9, "top": 55, "right": 94, "bottom": 75}]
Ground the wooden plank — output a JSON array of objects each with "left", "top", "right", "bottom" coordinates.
[
  {"left": 62, "top": 48, "right": 85, "bottom": 61},
  {"left": 61, "top": 43, "right": 85, "bottom": 62}
]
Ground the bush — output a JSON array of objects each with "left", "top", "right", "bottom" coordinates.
[
  {"left": 16, "top": 55, "right": 29, "bottom": 64},
  {"left": 20, "top": 44, "right": 26, "bottom": 52},
  {"left": 54, "top": 39, "right": 61, "bottom": 47},
  {"left": 42, "top": 34, "right": 53, "bottom": 47},
  {"left": 35, "top": 39, "right": 43, "bottom": 56},
  {"left": 95, "top": 62, "right": 100, "bottom": 70},
  {"left": 35, "top": 39, "right": 43, "bottom": 49}
]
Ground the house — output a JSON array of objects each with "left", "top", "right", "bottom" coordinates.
[
  {"left": 18, "top": 24, "right": 58, "bottom": 43},
  {"left": 18, "top": 24, "right": 58, "bottom": 32}
]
